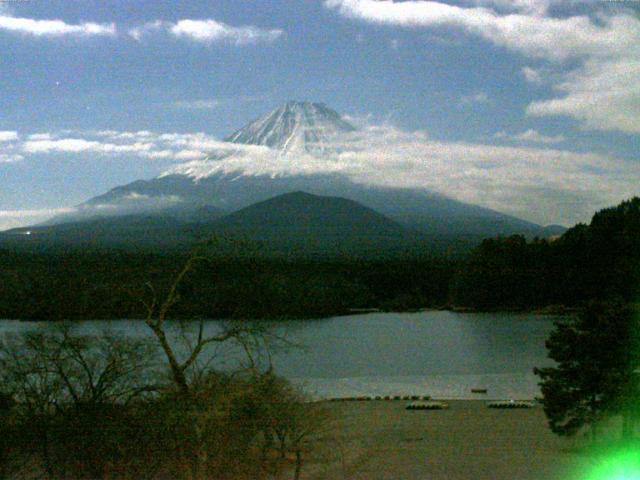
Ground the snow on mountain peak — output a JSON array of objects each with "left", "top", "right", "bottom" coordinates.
[
  {"left": 224, "top": 101, "right": 355, "bottom": 154},
  {"left": 162, "top": 101, "right": 357, "bottom": 180}
]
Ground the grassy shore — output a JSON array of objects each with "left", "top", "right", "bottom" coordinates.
[{"left": 302, "top": 400, "right": 598, "bottom": 480}]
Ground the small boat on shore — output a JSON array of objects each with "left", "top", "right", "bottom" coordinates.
[
  {"left": 471, "top": 388, "right": 488, "bottom": 394},
  {"left": 487, "top": 400, "right": 534, "bottom": 409},
  {"left": 406, "top": 401, "right": 449, "bottom": 410}
]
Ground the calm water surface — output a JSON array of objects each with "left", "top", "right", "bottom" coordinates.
[{"left": 0, "top": 311, "right": 559, "bottom": 400}]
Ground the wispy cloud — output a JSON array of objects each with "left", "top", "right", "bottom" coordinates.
[
  {"left": 324, "top": 0, "right": 640, "bottom": 134},
  {"left": 27, "top": 133, "right": 53, "bottom": 141},
  {"left": 522, "top": 67, "right": 543, "bottom": 84},
  {"left": 0, "top": 153, "right": 23, "bottom": 163},
  {"left": 0, "top": 131, "right": 19, "bottom": 142},
  {"left": 170, "top": 19, "right": 283, "bottom": 44},
  {"left": 4, "top": 123, "right": 637, "bottom": 226},
  {"left": 526, "top": 57, "right": 640, "bottom": 134},
  {"left": 0, "top": 13, "right": 282, "bottom": 46},
  {"left": 0, "top": 207, "right": 74, "bottom": 231},
  {"left": 0, "top": 15, "right": 115, "bottom": 37},
  {"left": 495, "top": 129, "right": 565, "bottom": 144},
  {"left": 324, "top": 0, "right": 632, "bottom": 61},
  {"left": 163, "top": 123, "right": 637, "bottom": 226},
  {"left": 173, "top": 99, "right": 221, "bottom": 110},
  {"left": 129, "top": 18, "right": 283, "bottom": 45},
  {"left": 23, "top": 138, "right": 155, "bottom": 155},
  {"left": 0, "top": 131, "right": 23, "bottom": 162},
  {"left": 460, "top": 92, "right": 489, "bottom": 106},
  {"left": 127, "top": 20, "right": 165, "bottom": 41},
  {"left": 469, "top": 0, "right": 551, "bottom": 16},
  {"left": 15, "top": 130, "right": 238, "bottom": 162}
]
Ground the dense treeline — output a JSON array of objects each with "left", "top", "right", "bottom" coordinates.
[
  {"left": 1, "top": 197, "right": 639, "bottom": 320},
  {"left": 0, "top": 249, "right": 455, "bottom": 320},
  {"left": 452, "top": 197, "right": 640, "bottom": 310}
]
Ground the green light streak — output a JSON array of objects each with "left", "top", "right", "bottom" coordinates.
[{"left": 582, "top": 448, "right": 640, "bottom": 480}]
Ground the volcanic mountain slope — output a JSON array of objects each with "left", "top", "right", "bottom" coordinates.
[
  {"left": 203, "top": 191, "right": 420, "bottom": 256},
  {"left": 19, "top": 101, "right": 562, "bottom": 251},
  {"left": 0, "top": 206, "right": 225, "bottom": 250}
]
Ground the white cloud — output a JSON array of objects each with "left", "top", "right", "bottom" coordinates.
[
  {"left": 0, "top": 15, "right": 115, "bottom": 37},
  {"left": 0, "top": 207, "right": 74, "bottom": 232},
  {"left": 495, "top": 129, "right": 565, "bottom": 144},
  {"left": 174, "top": 99, "right": 221, "bottom": 110},
  {"left": 514, "top": 129, "right": 565, "bottom": 144},
  {"left": 527, "top": 57, "right": 640, "bottom": 134},
  {"left": 324, "top": 0, "right": 636, "bottom": 61},
  {"left": 170, "top": 19, "right": 283, "bottom": 45},
  {"left": 0, "top": 131, "right": 18, "bottom": 142},
  {"left": 0, "top": 14, "right": 282, "bottom": 46},
  {"left": 0, "top": 131, "right": 22, "bottom": 162},
  {"left": 460, "top": 92, "right": 489, "bottom": 105},
  {"left": 6, "top": 124, "right": 637, "bottom": 225},
  {"left": 173, "top": 149, "right": 207, "bottom": 160},
  {"left": 163, "top": 124, "right": 639, "bottom": 226},
  {"left": 128, "top": 20, "right": 165, "bottom": 41},
  {"left": 120, "top": 192, "right": 182, "bottom": 204},
  {"left": 96, "top": 130, "right": 154, "bottom": 140},
  {"left": 15, "top": 130, "right": 251, "bottom": 162},
  {"left": 27, "top": 133, "right": 53, "bottom": 141},
  {"left": 522, "top": 66, "right": 543, "bottom": 84},
  {"left": 128, "top": 19, "right": 284, "bottom": 45},
  {"left": 325, "top": 0, "right": 640, "bottom": 134},
  {"left": 0, "top": 207, "right": 74, "bottom": 218},
  {"left": 0, "top": 153, "right": 23, "bottom": 163},
  {"left": 23, "top": 138, "right": 154, "bottom": 155},
  {"left": 468, "top": 0, "right": 551, "bottom": 16},
  {"left": 130, "top": 18, "right": 284, "bottom": 45}
]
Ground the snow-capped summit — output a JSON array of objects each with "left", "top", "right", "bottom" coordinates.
[
  {"left": 32, "top": 101, "right": 556, "bottom": 243},
  {"left": 225, "top": 101, "right": 355, "bottom": 154}
]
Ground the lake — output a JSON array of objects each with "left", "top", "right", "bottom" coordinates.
[{"left": 0, "top": 311, "right": 559, "bottom": 400}]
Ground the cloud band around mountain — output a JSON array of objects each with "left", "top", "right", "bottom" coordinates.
[{"left": 5, "top": 124, "right": 636, "bottom": 227}]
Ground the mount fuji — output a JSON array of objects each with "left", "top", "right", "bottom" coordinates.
[{"left": 4, "top": 101, "right": 563, "bottom": 252}]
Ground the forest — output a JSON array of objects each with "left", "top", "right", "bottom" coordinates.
[{"left": 0, "top": 197, "right": 638, "bottom": 320}]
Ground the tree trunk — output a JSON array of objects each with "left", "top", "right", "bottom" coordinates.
[
  {"left": 293, "top": 449, "right": 302, "bottom": 480},
  {"left": 622, "top": 412, "right": 633, "bottom": 441},
  {"left": 41, "top": 422, "right": 56, "bottom": 479},
  {"left": 191, "top": 418, "right": 208, "bottom": 480},
  {"left": 147, "top": 323, "right": 190, "bottom": 394}
]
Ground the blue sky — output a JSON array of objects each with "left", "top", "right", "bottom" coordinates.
[{"left": 1, "top": 0, "right": 639, "bottom": 229}]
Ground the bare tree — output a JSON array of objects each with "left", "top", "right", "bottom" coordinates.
[
  {"left": 139, "top": 248, "right": 295, "bottom": 480},
  {"left": 141, "top": 249, "right": 278, "bottom": 394},
  {"left": 0, "top": 323, "right": 159, "bottom": 479}
]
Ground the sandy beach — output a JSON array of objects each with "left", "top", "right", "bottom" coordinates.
[{"left": 302, "top": 400, "right": 596, "bottom": 480}]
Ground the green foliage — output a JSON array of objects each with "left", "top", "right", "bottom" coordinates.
[{"left": 534, "top": 301, "right": 640, "bottom": 437}]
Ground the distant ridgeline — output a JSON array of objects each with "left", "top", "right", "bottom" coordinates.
[{"left": 0, "top": 197, "right": 638, "bottom": 320}]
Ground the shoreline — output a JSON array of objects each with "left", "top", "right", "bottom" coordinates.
[
  {"left": 302, "top": 399, "right": 591, "bottom": 480},
  {"left": 4, "top": 303, "right": 577, "bottom": 323}
]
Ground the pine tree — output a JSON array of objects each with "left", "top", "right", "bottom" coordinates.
[{"left": 534, "top": 301, "right": 640, "bottom": 438}]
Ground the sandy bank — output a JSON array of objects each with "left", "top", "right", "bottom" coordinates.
[{"left": 302, "top": 400, "right": 596, "bottom": 480}]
